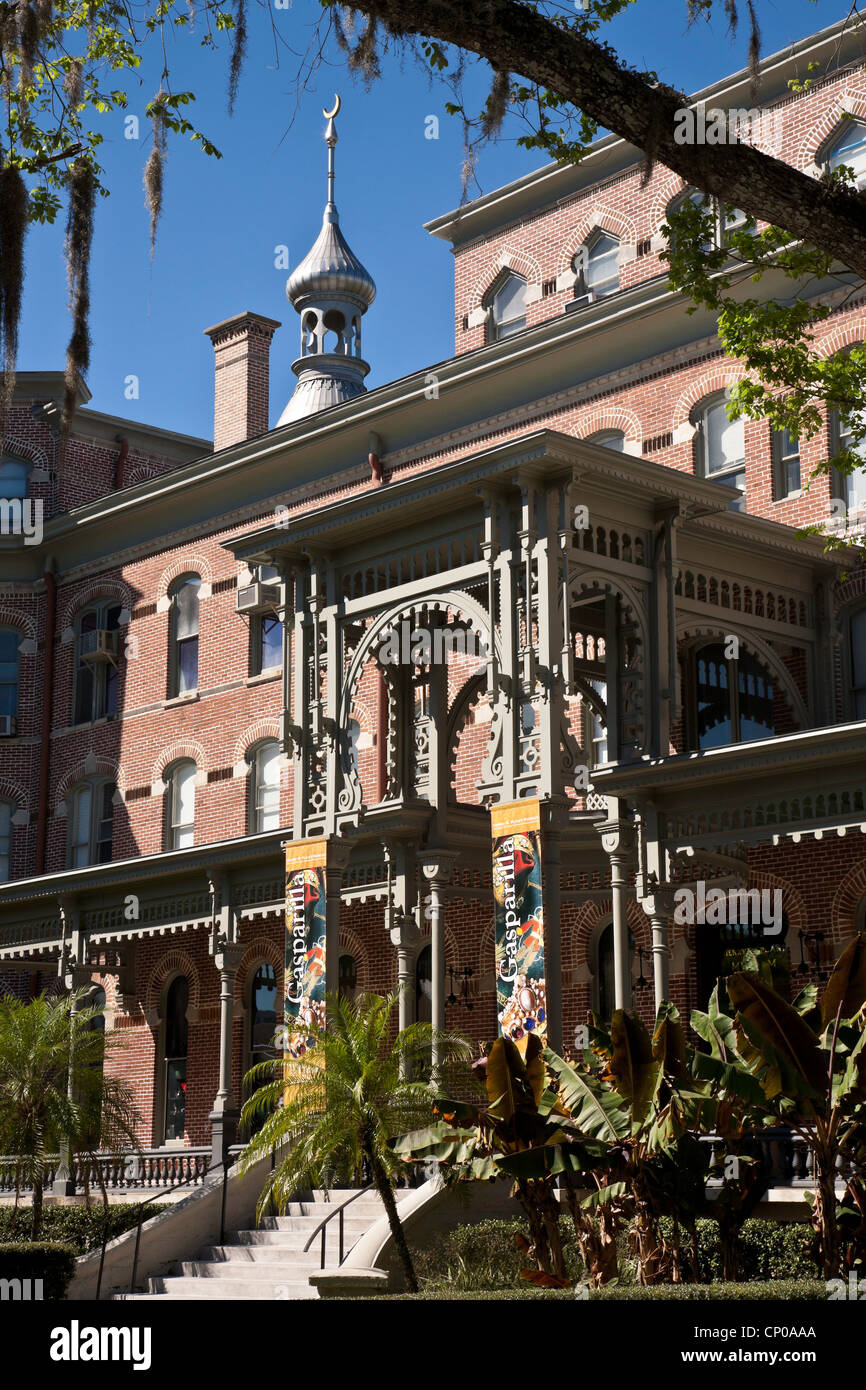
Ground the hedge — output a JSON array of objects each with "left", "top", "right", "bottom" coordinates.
[
  {"left": 415, "top": 1217, "right": 818, "bottom": 1292},
  {"left": 382, "top": 1279, "right": 826, "bottom": 1301},
  {"left": 0, "top": 1242, "right": 77, "bottom": 1300},
  {"left": 0, "top": 1204, "right": 170, "bottom": 1256}
]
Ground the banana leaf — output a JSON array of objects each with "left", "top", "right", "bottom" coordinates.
[
  {"left": 652, "top": 1000, "right": 688, "bottom": 1078},
  {"left": 581, "top": 1180, "right": 629, "bottom": 1210},
  {"left": 792, "top": 982, "right": 819, "bottom": 1021},
  {"left": 691, "top": 984, "right": 738, "bottom": 1061},
  {"left": 819, "top": 934, "right": 866, "bottom": 1029},
  {"left": 690, "top": 1048, "right": 768, "bottom": 1108},
  {"left": 727, "top": 970, "right": 826, "bottom": 1098},
  {"left": 496, "top": 1140, "right": 605, "bottom": 1180},
  {"left": 609, "top": 1009, "right": 658, "bottom": 1123},
  {"left": 544, "top": 1049, "right": 630, "bottom": 1142}
]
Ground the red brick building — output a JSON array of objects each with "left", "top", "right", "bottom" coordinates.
[{"left": 1, "top": 16, "right": 865, "bottom": 1177}]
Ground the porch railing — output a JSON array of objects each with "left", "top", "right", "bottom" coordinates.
[
  {"left": 0, "top": 1147, "right": 211, "bottom": 1196},
  {"left": 700, "top": 1128, "right": 854, "bottom": 1187}
]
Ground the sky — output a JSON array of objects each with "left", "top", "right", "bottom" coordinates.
[{"left": 19, "top": 0, "right": 840, "bottom": 441}]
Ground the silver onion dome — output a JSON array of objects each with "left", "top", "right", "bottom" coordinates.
[{"left": 286, "top": 208, "right": 377, "bottom": 309}]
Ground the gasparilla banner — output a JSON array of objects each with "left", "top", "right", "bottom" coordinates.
[
  {"left": 491, "top": 799, "right": 547, "bottom": 1054},
  {"left": 284, "top": 837, "right": 329, "bottom": 1058}
]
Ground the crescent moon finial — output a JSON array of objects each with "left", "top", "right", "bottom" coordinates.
[{"left": 323, "top": 94, "right": 341, "bottom": 119}]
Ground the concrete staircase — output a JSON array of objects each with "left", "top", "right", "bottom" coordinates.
[{"left": 115, "top": 1189, "right": 408, "bottom": 1300}]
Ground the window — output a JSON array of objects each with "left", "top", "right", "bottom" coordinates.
[
  {"left": 249, "top": 962, "right": 277, "bottom": 1068},
  {"left": 669, "top": 189, "right": 750, "bottom": 250},
  {"left": 587, "top": 430, "right": 626, "bottom": 452},
  {"left": 585, "top": 680, "right": 608, "bottom": 766},
  {"left": 574, "top": 231, "right": 621, "bottom": 299},
  {"left": 595, "top": 922, "right": 636, "bottom": 1020},
  {"left": 166, "top": 761, "right": 196, "bottom": 850},
  {"left": 250, "top": 740, "right": 281, "bottom": 833},
  {"left": 163, "top": 975, "right": 189, "bottom": 1142},
  {"left": 168, "top": 575, "right": 200, "bottom": 696},
  {"left": 250, "top": 565, "right": 282, "bottom": 676},
  {"left": 831, "top": 406, "right": 866, "bottom": 518},
  {"left": 68, "top": 780, "right": 115, "bottom": 867},
  {"left": 691, "top": 642, "right": 775, "bottom": 750},
  {"left": 347, "top": 718, "right": 361, "bottom": 775},
  {"left": 0, "top": 629, "right": 19, "bottom": 719},
  {"left": 825, "top": 120, "right": 866, "bottom": 189},
  {"left": 415, "top": 944, "right": 432, "bottom": 1024},
  {"left": 851, "top": 609, "right": 866, "bottom": 718},
  {"left": 487, "top": 273, "right": 527, "bottom": 341},
  {"left": 338, "top": 953, "right": 358, "bottom": 1003},
  {"left": 0, "top": 801, "right": 12, "bottom": 883},
  {"left": 0, "top": 457, "right": 30, "bottom": 499},
  {"left": 773, "top": 427, "right": 801, "bottom": 499},
  {"left": 694, "top": 394, "right": 746, "bottom": 509},
  {"left": 73, "top": 602, "right": 122, "bottom": 725}
]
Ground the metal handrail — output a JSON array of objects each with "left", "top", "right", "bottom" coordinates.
[
  {"left": 117, "top": 1154, "right": 228, "bottom": 1300},
  {"left": 301, "top": 1185, "right": 373, "bottom": 1270}
]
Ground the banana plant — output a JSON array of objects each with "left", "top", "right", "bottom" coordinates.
[{"left": 723, "top": 934, "right": 866, "bottom": 1277}]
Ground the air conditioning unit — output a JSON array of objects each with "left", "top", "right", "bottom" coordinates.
[
  {"left": 0, "top": 715, "right": 17, "bottom": 737},
  {"left": 236, "top": 582, "right": 282, "bottom": 615},
  {"left": 80, "top": 629, "right": 118, "bottom": 663}
]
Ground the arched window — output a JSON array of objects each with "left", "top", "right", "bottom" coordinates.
[
  {"left": 89, "top": 985, "right": 107, "bottom": 1076},
  {"left": 163, "top": 975, "right": 189, "bottom": 1142},
  {"left": 338, "top": 953, "right": 358, "bottom": 1004},
  {"left": 249, "top": 740, "right": 281, "bottom": 833},
  {"left": 587, "top": 430, "right": 626, "bottom": 452},
  {"left": 851, "top": 608, "right": 866, "bottom": 718},
  {"left": 772, "top": 426, "right": 801, "bottom": 500},
  {"left": 166, "top": 760, "right": 196, "bottom": 850},
  {"left": 249, "top": 962, "right": 277, "bottom": 1068},
  {"left": 0, "top": 800, "right": 13, "bottom": 883},
  {"left": 693, "top": 393, "right": 746, "bottom": 510},
  {"left": 73, "top": 602, "right": 122, "bottom": 725},
  {"left": 574, "top": 230, "right": 621, "bottom": 299},
  {"left": 68, "top": 780, "right": 115, "bottom": 867},
  {"left": 595, "top": 921, "right": 636, "bottom": 1020},
  {"left": 824, "top": 120, "right": 866, "bottom": 188},
  {"left": 415, "top": 944, "right": 433, "bottom": 1024},
  {"left": 0, "top": 456, "right": 30, "bottom": 500},
  {"left": 168, "top": 575, "right": 200, "bottom": 697},
  {"left": 697, "top": 916, "right": 790, "bottom": 1011},
  {"left": 486, "top": 272, "right": 527, "bottom": 342},
  {"left": 690, "top": 641, "right": 775, "bottom": 749},
  {"left": 668, "top": 189, "right": 749, "bottom": 250},
  {"left": 250, "top": 565, "right": 283, "bottom": 676},
  {"left": 830, "top": 397, "right": 866, "bottom": 519},
  {"left": 0, "top": 629, "right": 19, "bottom": 725},
  {"left": 584, "top": 680, "right": 608, "bottom": 766}
]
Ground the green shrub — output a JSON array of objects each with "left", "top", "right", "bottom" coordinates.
[
  {"left": 0, "top": 1242, "right": 77, "bottom": 1299},
  {"left": 415, "top": 1216, "right": 818, "bottom": 1291},
  {"left": 589, "top": 1279, "right": 825, "bottom": 1301},
  {"left": 0, "top": 1204, "right": 169, "bottom": 1256}
]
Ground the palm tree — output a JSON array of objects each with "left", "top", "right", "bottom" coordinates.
[
  {"left": 0, "top": 988, "right": 139, "bottom": 1236},
  {"left": 238, "top": 990, "right": 472, "bottom": 1292}
]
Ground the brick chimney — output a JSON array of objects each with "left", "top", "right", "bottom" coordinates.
[{"left": 204, "top": 311, "right": 281, "bottom": 452}]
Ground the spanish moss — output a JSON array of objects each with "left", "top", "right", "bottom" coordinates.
[
  {"left": 746, "top": 0, "right": 761, "bottom": 103},
  {"left": 143, "top": 96, "right": 167, "bottom": 260},
  {"left": 64, "top": 56, "right": 83, "bottom": 110},
  {"left": 16, "top": 1, "right": 40, "bottom": 97},
  {"left": 0, "top": 162, "right": 28, "bottom": 411},
  {"left": 227, "top": 0, "right": 246, "bottom": 115},
  {"left": 480, "top": 68, "right": 509, "bottom": 143},
  {"left": 63, "top": 159, "right": 95, "bottom": 431}
]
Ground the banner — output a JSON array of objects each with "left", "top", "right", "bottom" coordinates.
[
  {"left": 284, "top": 838, "right": 329, "bottom": 1058},
  {"left": 491, "top": 799, "right": 546, "bottom": 1053}
]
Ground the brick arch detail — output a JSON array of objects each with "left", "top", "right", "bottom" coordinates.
[
  {"left": 0, "top": 776, "right": 30, "bottom": 813},
  {"left": 575, "top": 405, "right": 643, "bottom": 445},
  {"left": 556, "top": 206, "right": 638, "bottom": 272},
  {"left": 467, "top": 249, "right": 542, "bottom": 312},
  {"left": 0, "top": 606, "right": 36, "bottom": 640},
  {"left": 835, "top": 568, "right": 866, "bottom": 611},
  {"left": 59, "top": 580, "right": 135, "bottom": 632},
  {"left": 151, "top": 741, "right": 208, "bottom": 783},
  {"left": 648, "top": 170, "right": 689, "bottom": 233},
  {"left": 234, "top": 720, "right": 281, "bottom": 763},
  {"left": 672, "top": 365, "right": 747, "bottom": 428},
  {"left": 677, "top": 623, "right": 809, "bottom": 730},
  {"left": 746, "top": 868, "right": 806, "bottom": 938},
  {"left": 572, "top": 898, "right": 650, "bottom": 973},
  {"left": 816, "top": 318, "right": 866, "bottom": 359},
  {"left": 55, "top": 755, "right": 126, "bottom": 803},
  {"left": 832, "top": 858, "right": 866, "bottom": 939},
  {"left": 793, "top": 90, "right": 866, "bottom": 173},
  {"left": 235, "top": 938, "right": 283, "bottom": 1005},
  {"left": 337, "top": 925, "right": 371, "bottom": 992},
  {"left": 158, "top": 554, "right": 212, "bottom": 594},
  {"left": 2, "top": 435, "right": 49, "bottom": 469},
  {"left": 145, "top": 948, "right": 202, "bottom": 1020}
]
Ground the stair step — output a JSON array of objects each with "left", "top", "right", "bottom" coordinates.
[
  {"left": 199, "top": 1244, "right": 343, "bottom": 1264},
  {"left": 179, "top": 1260, "right": 324, "bottom": 1278},
  {"left": 147, "top": 1275, "right": 317, "bottom": 1299}
]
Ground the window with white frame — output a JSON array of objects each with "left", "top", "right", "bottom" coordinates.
[
  {"left": 694, "top": 394, "right": 746, "bottom": 509},
  {"left": 68, "top": 780, "right": 115, "bottom": 867},
  {"left": 669, "top": 189, "right": 751, "bottom": 250},
  {"left": 831, "top": 405, "right": 866, "bottom": 518},
  {"left": 587, "top": 430, "right": 626, "bottom": 452},
  {"left": 0, "top": 629, "right": 19, "bottom": 721},
  {"left": 585, "top": 680, "right": 609, "bottom": 766},
  {"left": 168, "top": 575, "right": 200, "bottom": 697},
  {"left": 250, "top": 740, "right": 281, "bottom": 833},
  {"left": 772, "top": 426, "right": 801, "bottom": 500},
  {"left": 250, "top": 565, "right": 282, "bottom": 676},
  {"left": 573, "top": 231, "right": 621, "bottom": 299},
  {"left": 825, "top": 120, "right": 866, "bottom": 189},
  {"left": 0, "top": 456, "right": 30, "bottom": 499},
  {"left": 166, "top": 760, "right": 196, "bottom": 850},
  {"left": 486, "top": 272, "right": 527, "bottom": 341},
  {"left": 73, "top": 601, "right": 122, "bottom": 724}
]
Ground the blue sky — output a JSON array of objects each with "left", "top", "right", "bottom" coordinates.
[{"left": 20, "top": 0, "right": 835, "bottom": 440}]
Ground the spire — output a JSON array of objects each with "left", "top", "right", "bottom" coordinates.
[{"left": 278, "top": 96, "right": 376, "bottom": 427}]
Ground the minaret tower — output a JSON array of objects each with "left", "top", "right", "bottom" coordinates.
[{"left": 278, "top": 96, "right": 377, "bottom": 425}]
